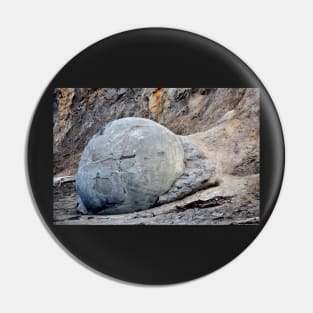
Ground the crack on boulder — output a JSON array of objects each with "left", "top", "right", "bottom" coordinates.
[{"left": 120, "top": 154, "right": 136, "bottom": 160}]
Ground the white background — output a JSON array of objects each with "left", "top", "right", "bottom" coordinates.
[{"left": 0, "top": 1, "right": 312, "bottom": 312}]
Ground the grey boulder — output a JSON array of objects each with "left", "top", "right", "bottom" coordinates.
[{"left": 76, "top": 117, "right": 185, "bottom": 214}]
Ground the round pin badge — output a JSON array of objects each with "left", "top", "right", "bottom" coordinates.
[{"left": 27, "top": 28, "right": 284, "bottom": 284}]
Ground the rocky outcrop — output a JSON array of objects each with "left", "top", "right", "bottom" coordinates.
[
  {"left": 53, "top": 88, "right": 247, "bottom": 175},
  {"left": 53, "top": 88, "right": 260, "bottom": 224},
  {"left": 156, "top": 138, "right": 213, "bottom": 205}
]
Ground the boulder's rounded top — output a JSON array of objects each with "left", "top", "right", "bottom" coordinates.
[{"left": 97, "top": 117, "right": 178, "bottom": 139}]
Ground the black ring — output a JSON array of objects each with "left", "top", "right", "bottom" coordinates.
[{"left": 27, "top": 28, "right": 285, "bottom": 285}]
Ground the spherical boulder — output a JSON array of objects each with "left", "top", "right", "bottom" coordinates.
[{"left": 76, "top": 117, "right": 185, "bottom": 214}]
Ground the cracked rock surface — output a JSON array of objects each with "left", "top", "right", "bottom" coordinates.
[
  {"left": 156, "top": 137, "right": 213, "bottom": 205},
  {"left": 76, "top": 117, "right": 186, "bottom": 214}
]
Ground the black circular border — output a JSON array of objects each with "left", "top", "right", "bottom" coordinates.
[{"left": 27, "top": 28, "right": 285, "bottom": 285}]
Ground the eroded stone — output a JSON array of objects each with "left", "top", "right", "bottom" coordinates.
[{"left": 76, "top": 117, "right": 185, "bottom": 214}]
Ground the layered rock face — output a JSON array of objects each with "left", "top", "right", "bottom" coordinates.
[
  {"left": 53, "top": 88, "right": 246, "bottom": 175},
  {"left": 76, "top": 118, "right": 185, "bottom": 214}
]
